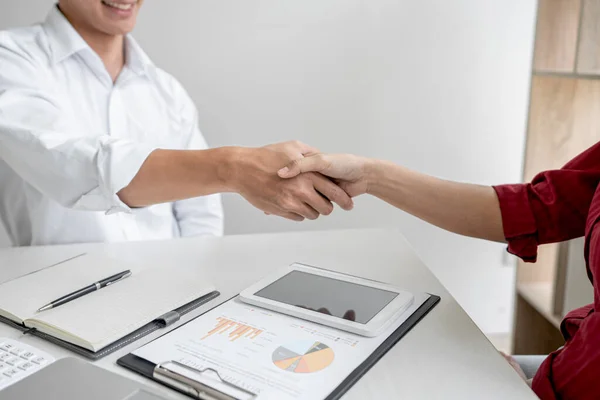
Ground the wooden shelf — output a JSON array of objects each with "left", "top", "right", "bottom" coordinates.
[
  {"left": 513, "top": 290, "right": 565, "bottom": 355},
  {"left": 513, "top": 0, "right": 599, "bottom": 356},
  {"left": 533, "top": 0, "right": 581, "bottom": 73},
  {"left": 577, "top": 0, "right": 600, "bottom": 74},
  {"left": 533, "top": 71, "right": 600, "bottom": 79},
  {"left": 517, "top": 282, "right": 562, "bottom": 329},
  {"left": 524, "top": 75, "right": 600, "bottom": 182}
]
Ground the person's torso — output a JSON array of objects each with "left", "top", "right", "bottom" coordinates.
[
  {"left": 0, "top": 24, "right": 192, "bottom": 246},
  {"left": 534, "top": 184, "right": 600, "bottom": 399}
]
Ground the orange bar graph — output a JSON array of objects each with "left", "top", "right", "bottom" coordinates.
[
  {"left": 249, "top": 329, "right": 263, "bottom": 339},
  {"left": 201, "top": 317, "right": 263, "bottom": 341}
]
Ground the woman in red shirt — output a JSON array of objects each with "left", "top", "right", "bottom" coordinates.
[{"left": 278, "top": 143, "right": 600, "bottom": 400}]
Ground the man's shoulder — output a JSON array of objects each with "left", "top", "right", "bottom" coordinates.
[
  {"left": 150, "top": 67, "right": 195, "bottom": 111},
  {"left": 0, "top": 24, "right": 51, "bottom": 67},
  {"left": 151, "top": 67, "right": 187, "bottom": 97}
]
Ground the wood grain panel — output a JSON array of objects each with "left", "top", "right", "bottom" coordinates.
[
  {"left": 577, "top": 0, "right": 600, "bottom": 74},
  {"left": 524, "top": 75, "right": 576, "bottom": 180},
  {"left": 553, "top": 241, "right": 570, "bottom": 316},
  {"left": 517, "top": 246, "right": 559, "bottom": 284},
  {"left": 519, "top": 75, "right": 600, "bottom": 285},
  {"left": 524, "top": 75, "right": 600, "bottom": 181},
  {"left": 533, "top": 0, "right": 581, "bottom": 72},
  {"left": 562, "top": 237, "right": 594, "bottom": 313},
  {"left": 512, "top": 294, "right": 565, "bottom": 355}
]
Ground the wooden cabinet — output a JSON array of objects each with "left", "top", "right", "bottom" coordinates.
[
  {"left": 513, "top": 0, "right": 599, "bottom": 355},
  {"left": 533, "top": 0, "right": 580, "bottom": 72},
  {"left": 577, "top": 0, "right": 600, "bottom": 74}
]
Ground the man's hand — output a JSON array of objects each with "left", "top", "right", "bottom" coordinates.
[
  {"left": 277, "top": 153, "right": 370, "bottom": 197},
  {"left": 118, "top": 141, "right": 353, "bottom": 221},
  {"left": 228, "top": 142, "right": 354, "bottom": 221}
]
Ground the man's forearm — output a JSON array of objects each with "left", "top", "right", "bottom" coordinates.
[
  {"left": 118, "top": 147, "right": 239, "bottom": 207},
  {"left": 366, "top": 160, "right": 505, "bottom": 242},
  {"left": 116, "top": 141, "right": 354, "bottom": 222}
]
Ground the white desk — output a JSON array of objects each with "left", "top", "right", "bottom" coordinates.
[{"left": 0, "top": 229, "right": 536, "bottom": 399}]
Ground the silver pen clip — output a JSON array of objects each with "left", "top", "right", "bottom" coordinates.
[
  {"left": 153, "top": 361, "right": 256, "bottom": 400},
  {"left": 105, "top": 271, "right": 132, "bottom": 287}
]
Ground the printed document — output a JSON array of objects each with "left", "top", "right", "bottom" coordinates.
[{"left": 133, "top": 293, "right": 430, "bottom": 399}]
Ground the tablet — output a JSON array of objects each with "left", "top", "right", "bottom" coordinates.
[{"left": 239, "top": 263, "right": 414, "bottom": 337}]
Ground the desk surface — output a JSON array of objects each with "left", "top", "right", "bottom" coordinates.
[{"left": 0, "top": 229, "right": 536, "bottom": 399}]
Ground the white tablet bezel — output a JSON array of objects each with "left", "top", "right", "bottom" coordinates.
[{"left": 238, "top": 263, "right": 414, "bottom": 337}]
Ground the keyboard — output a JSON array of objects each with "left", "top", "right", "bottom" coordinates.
[{"left": 0, "top": 338, "right": 55, "bottom": 391}]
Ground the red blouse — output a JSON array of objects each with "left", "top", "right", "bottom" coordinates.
[{"left": 494, "top": 141, "right": 600, "bottom": 400}]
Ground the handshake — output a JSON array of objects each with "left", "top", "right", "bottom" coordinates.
[{"left": 232, "top": 141, "right": 369, "bottom": 221}]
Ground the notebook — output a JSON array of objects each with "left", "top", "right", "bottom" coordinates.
[{"left": 0, "top": 253, "right": 218, "bottom": 356}]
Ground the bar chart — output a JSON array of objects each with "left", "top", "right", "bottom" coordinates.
[{"left": 201, "top": 317, "right": 263, "bottom": 342}]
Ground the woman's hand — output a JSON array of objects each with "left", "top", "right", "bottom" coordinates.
[
  {"left": 278, "top": 153, "right": 371, "bottom": 197},
  {"left": 500, "top": 352, "right": 528, "bottom": 382},
  {"left": 233, "top": 143, "right": 354, "bottom": 221},
  {"left": 279, "top": 151, "right": 505, "bottom": 242}
]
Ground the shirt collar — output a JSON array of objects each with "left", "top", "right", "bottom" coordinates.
[
  {"left": 124, "top": 35, "right": 154, "bottom": 76},
  {"left": 43, "top": 5, "right": 154, "bottom": 76},
  {"left": 43, "top": 5, "right": 88, "bottom": 64}
]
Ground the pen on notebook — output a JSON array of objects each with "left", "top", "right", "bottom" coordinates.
[{"left": 36, "top": 270, "right": 132, "bottom": 313}]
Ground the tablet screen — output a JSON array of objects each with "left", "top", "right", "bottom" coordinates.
[{"left": 253, "top": 270, "right": 398, "bottom": 324}]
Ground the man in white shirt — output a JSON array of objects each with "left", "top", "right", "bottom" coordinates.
[{"left": 0, "top": 1, "right": 353, "bottom": 246}]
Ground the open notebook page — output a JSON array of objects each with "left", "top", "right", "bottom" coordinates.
[
  {"left": 0, "top": 246, "right": 88, "bottom": 285},
  {"left": 0, "top": 253, "right": 133, "bottom": 323},
  {"left": 26, "top": 265, "right": 215, "bottom": 351}
]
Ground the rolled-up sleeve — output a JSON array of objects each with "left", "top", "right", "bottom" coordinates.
[
  {"left": 493, "top": 184, "right": 539, "bottom": 261},
  {"left": 494, "top": 142, "right": 600, "bottom": 262},
  {"left": 0, "top": 38, "right": 155, "bottom": 214}
]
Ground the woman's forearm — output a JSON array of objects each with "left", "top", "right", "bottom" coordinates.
[{"left": 366, "top": 160, "right": 505, "bottom": 242}]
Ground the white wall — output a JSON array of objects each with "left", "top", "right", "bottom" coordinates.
[
  {"left": 0, "top": 0, "right": 54, "bottom": 248},
  {"left": 0, "top": 0, "right": 537, "bottom": 333}
]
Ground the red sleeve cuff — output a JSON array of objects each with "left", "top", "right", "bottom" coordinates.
[{"left": 493, "top": 184, "right": 539, "bottom": 263}]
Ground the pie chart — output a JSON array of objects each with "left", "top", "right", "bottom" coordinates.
[{"left": 272, "top": 340, "right": 334, "bottom": 373}]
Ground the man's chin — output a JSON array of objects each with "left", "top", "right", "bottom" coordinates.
[{"left": 101, "top": 22, "right": 136, "bottom": 36}]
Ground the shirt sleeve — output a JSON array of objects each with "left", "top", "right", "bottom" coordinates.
[
  {"left": 0, "top": 37, "right": 155, "bottom": 214},
  {"left": 171, "top": 84, "right": 224, "bottom": 237},
  {"left": 493, "top": 142, "right": 600, "bottom": 262}
]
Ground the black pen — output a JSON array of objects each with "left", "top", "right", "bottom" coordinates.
[{"left": 36, "top": 270, "right": 132, "bottom": 312}]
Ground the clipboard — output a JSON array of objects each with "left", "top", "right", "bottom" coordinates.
[{"left": 118, "top": 294, "right": 440, "bottom": 399}]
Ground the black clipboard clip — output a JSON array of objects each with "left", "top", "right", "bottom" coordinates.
[{"left": 153, "top": 361, "right": 257, "bottom": 400}]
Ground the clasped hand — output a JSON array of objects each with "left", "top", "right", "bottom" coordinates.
[
  {"left": 232, "top": 141, "right": 352, "bottom": 221},
  {"left": 234, "top": 141, "right": 369, "bottom": 221}
]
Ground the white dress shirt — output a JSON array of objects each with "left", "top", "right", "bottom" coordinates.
[{"left": 0, "top": 6, "right": 223, "bottom": 246}]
